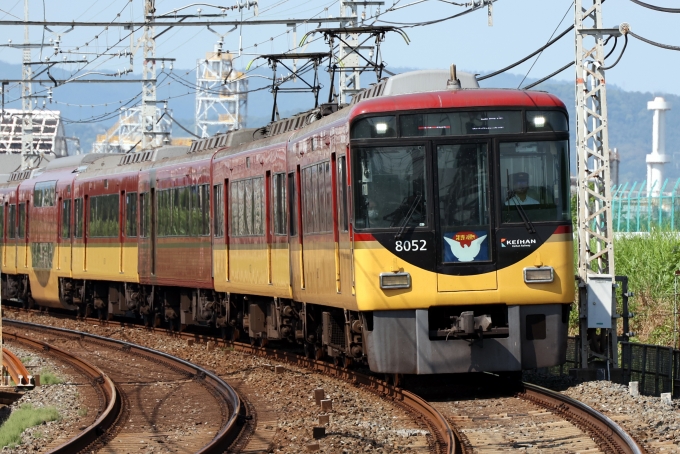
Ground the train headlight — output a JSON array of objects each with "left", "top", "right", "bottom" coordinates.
[
  {"left": 380, "top": 272, "right": 411, "bottom": 289},
  {"left": 524, "top": 267, "right": 554, "bottom": 283},
  {"left": 375, "top": 122, "right": 388, "bottom": 134},
  {"left": 533, "top": 116, "right": 546, "bottom": 127}
]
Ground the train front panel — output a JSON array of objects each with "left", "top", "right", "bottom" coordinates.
[{"left": 348, "top": 96, "right": 575, "bottom": 374}]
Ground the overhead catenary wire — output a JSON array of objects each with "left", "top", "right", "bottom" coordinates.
[
  {"left": 601, "top": 33, "right": 628, "bottom": 70},
  {"left": 629, "top": 0, "right": 680, "bottom": 13},
  {"left": 521, "top": 61, "right": 574, "bottom": 90},
  {"left": 517, "top": 1, "right": 574, "bottom": 89},
  {"left": 477, "top": 26, "right": 573, "bottom": 81},
  {"left": 629, "top": 30, "right": 680, "bottom": 51}
]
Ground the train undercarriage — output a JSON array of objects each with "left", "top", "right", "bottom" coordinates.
[{"left": 50, "top": 277, "right": 367, "bottom": 365}]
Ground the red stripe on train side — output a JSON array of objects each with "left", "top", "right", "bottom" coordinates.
[{"left": 353, "top": 232, "right": 375, "bottom": 241}]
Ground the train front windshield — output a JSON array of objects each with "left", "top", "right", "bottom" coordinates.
[{"left": 351, "top": 110, "right": 571, "bottom": 234}]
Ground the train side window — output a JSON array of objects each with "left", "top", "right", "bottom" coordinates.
[
  {"left": 17, "top": 202, "right": 25, "bottom": 239},
  {"left": 337, "top": 156, "right": 348, "bottom": 232},
  {"left": 272, "top": 173, "right": 287, "bottom": 235},
  {"left": 213, "top": 184, "right": 224, "bottom": 237},
  {"left": 288, "top": 173, "right": 297, "bottom": 236},
  {"left": 62, "top": 199, "right": 71, "bottom": 239},
  {"left": 253, "top": 178, "right": 263, "bottom": 236},
  {"left": 126, "top": 192, "right": 137, "bottom": 237},
  {"left": 8, "top": 204, "right": 16, "bottom": 239},
  {"left": 74, "top": 198, "right": 83, "bottom": 238},
  {"left": 89, "top": 194, "right": 119, "bottom": 237},
  {"left": 34, "top": 181, "right": 57, "bottom": 207}
]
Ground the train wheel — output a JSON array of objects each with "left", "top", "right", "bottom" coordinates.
[
  {"left": 154, "top": 313, "right": 162, "bottom": 328},
  {"left": 332, "top": 356, "right": 344, "bottom": 368},
  {"left": 314, "top": 345, "right": 325, "bottom": 361},
  {"left": 304, "top": 343, "right": 313, "bottom": 359},
  {"left": 250, "top": 337, "right": 257, "bottom": 347},
  {"left": 231, "top": 328, "right": 240, "bottom": 341},
  {"left": 344, "top": 357, "right": 353, "bottom": 369}
]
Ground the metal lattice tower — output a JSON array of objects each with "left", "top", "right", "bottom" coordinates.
[
  {"left": 21, "top": 0, "right": 36, "bottom": 170},
  {"left": 92, "top": 106, "right": 172, "bottom": 153},
  {"left": 195, "top": 50, "right": 247, "bottom": 138},
  {"left": 574, "top": 0, "right": 628, "bottom": 374},
  {"left": 141, "top": 0, "right": 158, "bottom": 150},
  {"left": 338, "top": 0, "right": 384, "bottom": 104}
]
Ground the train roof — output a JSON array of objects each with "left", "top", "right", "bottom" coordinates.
[{"left": 349, "top": 88, "right": 567, "bottom": 119}]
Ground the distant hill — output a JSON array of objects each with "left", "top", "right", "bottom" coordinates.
[{"left": 1, "top": 61, "right": 678, "bottom": 184}]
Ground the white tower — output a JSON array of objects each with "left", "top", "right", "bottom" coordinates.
[{"left": 646, "top": 96, "right": 671, "bottom": 196}]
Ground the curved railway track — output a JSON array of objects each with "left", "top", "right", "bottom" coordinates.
[
  {"left": 3, "top": 319, "right": 243, "bottom": 453},
  {"left": 3, "top": 329, "right": 120, "bottom": 453},
  {"left": 3, "top": 308, "right": 645, "bottom": 454}
]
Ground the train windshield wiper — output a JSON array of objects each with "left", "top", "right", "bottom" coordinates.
[
  {"left": 506, "top": 189, "right": 536, "bottom": 234},
  {"left": 395, "top": 194, "right": 422, "bottom": 239}
]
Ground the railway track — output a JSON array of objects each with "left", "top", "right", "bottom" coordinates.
[
  {"left": 3, "top": 308, "right": 644, "bottom": 454},
  {"left": 3, "top": 319, "right": 243, "bottom": 453}
]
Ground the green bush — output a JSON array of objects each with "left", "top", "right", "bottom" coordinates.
[
  {"left": 0, "top": 404, "right": 59, "bottom": 447},
  {"left": 39, "top": 370, "right": 63, "bottom": 385},
  {"left": 613, "top": 229, "right": 680, "bottom": 346}
]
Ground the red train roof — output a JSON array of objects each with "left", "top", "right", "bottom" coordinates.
[{"left": 349, "top": 89, "right": 566, "bottom": 119}]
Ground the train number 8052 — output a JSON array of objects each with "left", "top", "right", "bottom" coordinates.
[{"left": 395, "top": 240, "right": 427, "bottom": 252}]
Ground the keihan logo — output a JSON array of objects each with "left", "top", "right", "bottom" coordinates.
[{"left": 502, "top": 238, "right": 537, "bottom": 248}]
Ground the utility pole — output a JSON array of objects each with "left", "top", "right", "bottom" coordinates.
[
  {"left": 573, "top": 0, "right": 628, "bottom": 380},
  {"left": 338, "top": 0, "right": 384, "bottom": 104},
  {"left": 21, "top": 0, "right": 36, "bottom": 170}
]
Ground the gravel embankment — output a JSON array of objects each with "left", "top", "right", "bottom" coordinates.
[{"left": 0, "top": 343, "right": 93, "bottom": 453}]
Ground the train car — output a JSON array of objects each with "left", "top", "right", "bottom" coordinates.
[{"left": 0, "top": 67, "right": 574, "bottom": 376}]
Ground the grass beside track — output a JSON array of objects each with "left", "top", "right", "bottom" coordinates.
[{"left": 0, "top": 404, "right": 59, "bottom": 448}]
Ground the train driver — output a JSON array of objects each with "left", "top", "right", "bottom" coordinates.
[{"left": 506, "top": 172, "right": 539, "bottom": 205}]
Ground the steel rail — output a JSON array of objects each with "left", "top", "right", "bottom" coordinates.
[
  {"left": 230, "top": 344, "right": 457, "bottom": 454},
  {"left": 2, "top": 330, "right": 120, "bottom": 454},
  {"left": 2, "top": 347, "right": 34, "bottom": 388},
  {"left": 3, "top": 319, "right": 244, "bottom": 454},
  {"left": 521, "top": 382, "right": 645, "bottom": 454}
]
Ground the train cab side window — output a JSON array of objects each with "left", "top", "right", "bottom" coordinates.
[
  {"left": 213, "top": 184, "right": 224, "bottom": 238},
  {"left": 62, "top": 199, "right": 71, "bottom": 239},
  {"left": 18, "top": 202, "right": 25, "bottom": 239},
  {"left": 288, "top": 173, "right": 297, "bottom": 236},
  {"left": 126, "top": 192, "right": 138, "bottom": 237},
  {"left": 337, "top": 156, "right": 348, "bottom": 232},
  {"left": 74, "top": 198, "right": 84, "bottom": 238},
  {"left": 8, "top": 204, "right": 16, "bottom": 239},
  {"left": 272, "top": 173, "right": 287, "bottom": 235}
]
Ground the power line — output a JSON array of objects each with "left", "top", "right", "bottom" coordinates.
[
  {"left": 629, "top": 0, "right": 680, "bottom": 13},
  {"left": 477, "top": 26, "right": 573, "bottom": 81},
  {"left": 629, "top": 30, "right": 680, "bottom": 51},
  {"left": 521, "top": 61, "right": 573, "bottom": 90},
  {"left": 517, "top": 1, "right": 574, "bottom": 89}
]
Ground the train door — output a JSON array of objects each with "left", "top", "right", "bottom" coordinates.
[
  {"left": 60, "top": 191, "right": 72, "bottom": 272},
  {"left": 151, "top": 188, "right": 156, "bottom": 275},
  {"left": 435, "top": 140, "right": 497, "bottom": 291},
  {"left": 288, "top": 171, "right": 303, "bottom": 292},
  {"left": 335, "top": 154, "right": 352, "bottom": 294},
  {"left": 296, "top": 166, "right": 305, "bottom": 289},
  {"left": 119, "top": 191, "right": 125, "bottom": 273}
]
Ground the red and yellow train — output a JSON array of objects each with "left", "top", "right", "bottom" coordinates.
[{"left": 0, "top": 69, "right": 574, "bottom": 374}]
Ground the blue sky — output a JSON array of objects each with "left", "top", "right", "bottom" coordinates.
[{"left": 0, "top": 0, "right": 678, "bottom": 96}]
